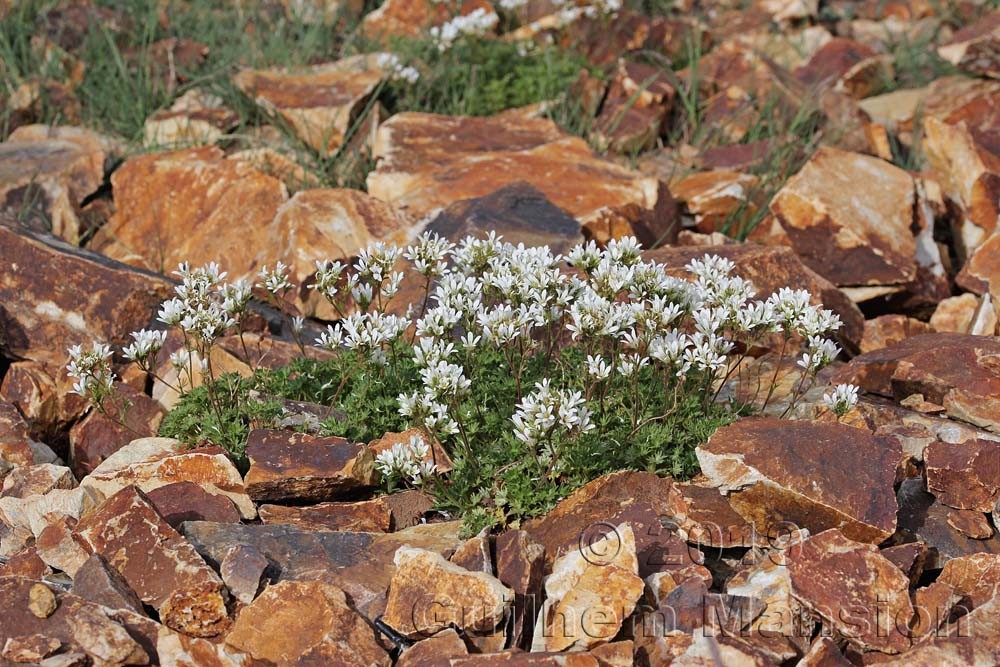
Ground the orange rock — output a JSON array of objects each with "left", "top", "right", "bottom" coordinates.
[
  {"left": 938, "top": 9, "right": 1000, "bottom": 79},
  {"left": 793, "top": 37, "right": 893, "bottom": 99},
  {"left": 672, "top": 170, "right": 760, "bottom": 235},
  {"left": 362, "top": 0, "right": 495, "bottom": 41},
  {"left": 860, "top": 315, "right": 934, "bottom": 353},
  {"left": 936, "top": 553, "right": 1000, "bottom": 608},
  {"left": 592, "top": 60, "right": 675, "bottom": 154}
]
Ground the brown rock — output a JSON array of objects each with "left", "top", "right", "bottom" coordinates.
[
  {"left": 383, "top": 546, "right": 513, "bottom": 637},
  {"left": 28, "top": 583, "right": 58, "bottom": 618},
  {"left": 233, "top": 55, "right": 385, "bottom": 154},
  {"left": 0, "top": 402, "right": 37, "bottom": 469},
  {"left": 794, "top": 37, "right": 893, "bottom": 98},
  {"left": 875, "top": 593, "right": 1000, "bottom": 666},
  {"left": 697, "top": 417, "right": 900, "bottom": 543},
  {"left": 926, "top": 438, "right": 1000, "bottom": 513},
  {"left": 450, "top": 531, "right": 493, "bottom": 574},
  {"left": 145, "top": 481, "right": 242, "bottom": 528},
  {"left": 910, "top": 580, "right": 963, "bottom": 640},
  {"left": 589, "top": 641, "right": 633, "bottom": 667},
  {"left": 74, "top": 486, "right": 228, "bottom": 637},
  {"left": 68, "top": 383, "right": 165, "bottom": 478},
  {"left": 881, "top": 542, "right": 929, "bottom": 585},
  {"left": 930, "top": 293, "right": 996, "bottom": 334},
  {"left": 426, "top": 181, "right": 583, "bottom": 254},
  {"left": 533, "top": 524, "right": 644, "bottom": 652},
  {"left": 2, "top": 634, "right": 61, "bottom": 663},
  {"left": 35, "top": 517, "right": 89, "bottom": 577},
  {"left": 770, "top": 146, "right": 917, "bottom": 288},
  {"left": 367, "top": 112, "right": 677, "bottom": 247},
  {"left": 143, "top": 89, "right": 239, "bottom": 148},
  {"left": 362, "top": 0, "right": 494, "bottom": 40},
  {"left": 645, "top": 243, "right": 864, "bottom": 349},
  {"left": 259, "top": 499, "right": 388, "bottom": 532},
  {"left": 669, "top": 482, "right": 765, "bottom": 550},
  {"left": 382, "top": 490, "right": 434, "bottom": 531},
  {"left": 181, "top": 520, "right": 463, "bottom": 619},
  {"left": 66, "top": 602, "right": 149, "bottom": 666},
  {"left": 1, "top": 464, "right": 74, "bottom": 499},
  {"left": 495, "top": 529, "right": 545, "bottom": 650},
  {"left": 895, "top": 477, "right": 1000, "bottom": 569},
  {"left": 244, "top": 429, "right": 376, "bottom": 503},
  {"left": 797, "top": 636, "right": 852, "bottom": 666},
  {"left": 451, "top": 653, "right": 599, "bottom": 666},
  {"left": 860, "top": 315, "right": 934, "bottom": 354},
  {"left": 396, "top": 629, "right": 468, "bottom": 667},
  {"left": 672, "top": 170, "right": 760, "bottom": 236},
  {"left": 80, "top": 437, "right": 255, "bottom": 520},
  {"left": 225, "top": 580, "right": 389, "bottom": 666},
  {"left": 0, "top": 547, "right": 50, "bottom": 579},
  {"left": 369, "top": 430, "right": 453, "bottom": 476},
  {"left": 786, "top": 529, "right": 912, "bottom": 654},
  {"left": 92, "top": 146, "right": 287, "bottom": 278},
  {"left": 0, "top": 128, "right": 107, "bottom": 243},
  {"left": 0, "top": 361, "right": 88, "bottom": 442},
  {"left": 936, "top": 553, "right": 1000, "bottom": 608},
  {"left": 219, "top": 545, "right": 268, "bottom": 606},
  {"left": 266, "top": 188, "right": 415, "bottom": 319},
  {"left": 938, "top": 10, "right": 1000, "bottom": 79},
  {"left": 72, "top": 553, "right": 145, "bottom": 614},
  {"left": 834, "top": 333, "right": 1000, "bottom": 433},
  {"left": 0, "top": 224, "right": 171, "bottom": 368},
  {"left": 592, "top": 60, "right": 674, "bottom": 154},
  {"left": 670, "top": 634, "right": 772, "bottom": 666}
]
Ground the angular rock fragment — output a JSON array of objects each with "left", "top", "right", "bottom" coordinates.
[
  {"left": 383, "top": 546, "right": 513, "bottom": 637},
  {"left": 936, "top": 553, "right": 1000, "bottom": 608},
  {"left": 925, "top": 439, "right": 1000, "bottom": 512},
  {"left": 2, "top": 634, "right": 61, "bottom": 663},
  {"left": 672, "top": 170, "right": 760, "bottom": 235},
  {"left": 770, "top": 146, "right": 917, "bottom": 288},
  {"left": 362, "top": 0, "right": 494, "bottom": 40},
  {"left": 66, "top": 602, "right": 149, "bottom": 666},
  {"left": 938, "top": 10, "right": 1000, "bottom": 79},
  {"left": 80, "top": 437, "right": 255, "bottom": 519},
  {"left": 592, "top": 60, "right": 675, "bottom": 154},
  {"left": 68, "top": 383, "right": 165, "bottom": 478},
  {"left": 396, "top": 628, "right": 468, "bottom": 667},
  {"left": 0, "top": 402, "right": 38, "bottom": 469},
  {"left": 145, "top": 481, "right": 241, "bottom": 528},
  {"left": 74, "top": 486, "right": 229, "bottom": 637},
  {"left": 786, "top": 529, "right": 912, "bottom": 654},
  {"left": 697, "top": 417, "right": 899, "bottom": 543},
  {"left": 72, "top": 553, "right": 145, "bottom": 614},
  {"left": 225, "top": 580, "right": 390, "bottom": 666},
  {"left": 1, "top": 464, "right": 74, "bottom": 499},
  {"left": 367, "top": 112, "right": 677, "bottom": 246},
  {"left": 244, "top": 429, "right": 376, "bottom": 503},
  {"left": 876, "top": 594, "right": 1000, "bottom": 666},
  {"left": 259, "top": 499, "right": 391, "bottom": 532},
  {"left": 35, "top": 517, "right": 89, "bottom": 577},
  {"left": 794, "top": 37, "right": 893, "bottom": 98},
  {"left": 220, "top": 545, "right": 268, "bottom": 606},
  {"left": 495, "top": 529, "right": 544, "bottom": 651},
  {"left": 143, "top": 89, "right": 239, "bottom": 148},
  {"left": 860, "top": 315, "right": 934, "bottom": 354}
]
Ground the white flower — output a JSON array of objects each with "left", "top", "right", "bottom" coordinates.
[
  {"left": 258, "top": 262, "right": 292, "bottom": 295},
  {"left": 798, "top": 336, "right": 840, "bottom": 372},
  {"left": 122, "top": 329, "right": 167, "bottom": 365},
  {"left": 429, "top": 8, "right": 498, "bottom": 50},
  {"left": 312, "top": 260, "right": 345, "bottom": 302},
  {"left": 823, "top": 383, "right": 859, "bottom": 416},
  {"left": 511, "top": 379, "right": 593, "bottom": 448},
  {"left": 374, "top": 435, "right": 436, "bottom": 486},
  {"left": 66, "top": 342, "right": 116, "bottom": 400},
  {"left": 586, "top": 354, "right": 611, "bottom": 381}
]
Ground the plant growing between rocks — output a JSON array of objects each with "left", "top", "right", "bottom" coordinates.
[{"left": 68, "top": 234, "right": 852, "bottom": 533}]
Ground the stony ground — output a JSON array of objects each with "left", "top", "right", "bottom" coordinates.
[{"left": 2, "top": 0, "right": 1000, "bottom": 665}]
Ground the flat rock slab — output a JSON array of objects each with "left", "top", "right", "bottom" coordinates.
[
  {"left": 259, "top": 498, "right": 392, "bottom": 533},
  {"left": 181, "top": 520, "right": 463, "bottom": 619},
  {"left": 833, "top": 333, "right": 1000, "bottom": 433},
  {"left": 925, "top": 439, "right": 1000, "bottom": 512},
  {"left": 938, "top": 9, "right": 1000, "bottom": 79},
  {"left": 936, "top": 553, "right": 1000, "bottom": 608},
  {"left": 0, "top": 225, "right": 171, "bottom": 368},
  {"left": 74, "top": 486, "right": 229, "bottom": 638},
  {"left": 696, "top": 417, "right": 899, "bottom": 543},
  {"left": 875, "top": 594, "right": 1000, "bottom": 666},
  {"left": 770, "top": 146, "right": 917, "bottom": 288},
  {"left": 645, "top": 243, "right": 864, "bottom": 349},
  {"left": 224, "top": 580, "right": 390, "bottom": 667},
  {"left": 244, "top": 429, "right": 376, "bottom": 503},
  {"left": 786, "top": 529, "right": 913, "bottom": 654},
  {"left": 366, "top": 112, "right": 677, "bottom": 247}
]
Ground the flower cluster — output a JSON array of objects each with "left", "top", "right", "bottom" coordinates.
[
  {"left": 429, "top": 8, "right": 499, "bottom": 51},
  {"left": 374, "top": 435, "right": 437, "bottom": 487},
  {"left": 512, "top": 379, "right": 594, "bottom": 465},
  {"left": 67, "top": 343, "right": 115, "bottom": 403},
  {"left": 822, "top": 383, "right": 860, "bottom": 417},
  {"left": 374, "top": 52, "right": 420, "bottom": 84}
]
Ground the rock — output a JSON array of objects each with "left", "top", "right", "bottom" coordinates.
[
  {"left": 786, "top": 529, "right": 912, "bottom": 654},
  {"left": 834, "top": 333, "right": 1000, "bottom": 433},
  {"left": 668, "top": 482, "right": 766, "bottom": 551},
  {"left": 92, "top": 146, "right": 287, "bottom": 279},
  {"left": 426, "top": 181, "right": 583, "bottom": 254},
  {"left": 589, "top": 641, "right": 633, "bottom": 667},
  {"left": 0, "top": 547, "right": 50, "bottom": 579},
  {"left": 925, "top": 439, "right": 1000, "bottom": 512},
  {"left": 145, "top": 481, "right": 242, "bottom": 529},
  {"left": 35, "top": 517, "right": 89, "bottom": 577},
  {"left": 265, "top": 188, "right": 416, "bottom": 318},
  {"left": 769, "top": 146, "right": 917, "bottom": 288},
  {"left": 282, "top": 0, "right": 364, "bottom": 23},
  {"left": 369, "top": 430, "right": 453, "bottom": 477},
  {"left": 670, "top": 634, "right": 773, "bottom": 666},
  {"left": 66, "top": 602, "right": 149, "bottom": 666},
  {"left": 881, "top": 542, "right": 929, "bottom": 585},
  {"left": 0, "top": 361, "right": 88, "bottom": 442},
  {"left": 671, "top": 170, "right": 760, "bottom": 236},
  {"left": 495, "top": 529, "right": 545, "bottom": 650},
  {"left": 361, "top": 0, "right": 494, "bottom": 40},
  {"left": 74, "top": 486, "right": 229, "bottom": 637},
  {"left": 383, "top": 546, "right": 513, "bottom": 637},
  {"left": 143, "top": 89, "right": 239, "bottom": 148},
  {"left": 0, "top": 402, "right": 38, "bottom": 469},
  {"left": 80, "top": 438, "right": 255, "bottom": 520},
  {"left": 931, "top": 293, "right": 997, "bottom": 335},
  {"left": 860, "top": 315, "right": 934, "bottom": 354},
  {"left": 645, "top": 243, "right": 864, "bottom": 349},
  {"left": 2, "top": 634, "right": 61, "bottom": 663},
  {"left": 910, "top": 580, "right": 965, "bottom": 640},
  {"left": 796, "top": 636, "right": 851, "bottom": 666},
  {"left": 697, "top": 417, "right": 899, "bottom": 543},
  {"left": 875, "top": 593, "right": 1000, "bottom": 666},
  {"left": 396, "top": 628, "right": 468, "bottom": 667},
  {"left": 451, "top": 653, "right": 599, "bottom": 666},
  {"left": 28, "top": 583, "right": 58, "bottom": 618},
  {"left": 68, "top": 383, "right": 165, "bottom": 478},
  {"left": 367, "top": 112, "right": 678, "bottom": 247},
  {"left": 106, "top": 607, "right": 252, "bottom": 667},
  {"left": 0, "top": 127, "right": 108, "bottom": 243},
  {"left": 936, "top": 553, "right": 1000, "bottom": 608},
  {"left": 532, "top": 523, "right": 644, "bottom": 652},
  {"left": 224, "top": 580, "right": 390, "bottom": 666},
  {"left": 219, "top": 545, "right": 268, "bottom": 606},
  {"left": 181, "top": 520, "right": 463, "bottom": 619},
  {"left": 1, "top": 464, "right": 74, "bottom": 499},
  {"left": 244, "top": 429, "right": 376, "bottom": 503},
  {"left": 0, "top": 485, "right": 104, "bottom": 538},
  {"left": 450, "top": 530, "right": 493, "bottom": 574},
  {"left": 895, "top": 477, "right": 1000, "bottom": 569},
  {"left": 233, "top": 55, "right": 386, "bottom": 154},
  {"left": 938, "top": 9, "right": 1000, "bottom": 79},
  {"left": 0, "top": 224, "right": 171, "bottom": 368},
  {"left": 72, "top": 554, "right": 145, "bottom": 614},
  {"left": 793, "top": 37, "right": 892, "bottom": 98},
  {"left": 592, "top": 60, "right": 674, "bottom": 154}
]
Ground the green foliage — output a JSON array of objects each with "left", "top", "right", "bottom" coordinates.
[{"left": 380, "top": 37, "right": 590, "bottom": 118}]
